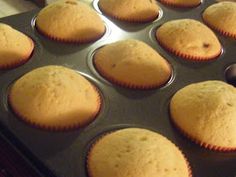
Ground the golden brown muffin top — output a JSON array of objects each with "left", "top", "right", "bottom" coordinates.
[
  {"left": 36, "top": 0, "right": 105, "bottom": 43},
  {"left": 98, "top": 0, "right": 160, "bottom": 22},
  {"left": 9, "top": 65, "right": 101, "bottom": 130},
  {"left": 0, "top": 23, "right": 34, "bottom": 69},
  {"left": 170, "top": 81, "right": 236, "bottom": 149},
  {"left": 88, "top": 128, "right": 190, "bottom": 177},
  {"left": 203, "top": 2, "right": 236, "bottom": 39},
  {"left": 94, "top": 39, "right": 171, "bottom": 89},
  {"left": 156, "top": 19, "right": 222, "bottom": 60}
]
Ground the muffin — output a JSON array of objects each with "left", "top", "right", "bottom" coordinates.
[
  {"left": 159, "top": 0, "right": 201, "bottom": 8},
  {"left": 202, "top": 2, "right": 236, "bottom": 39},
  {"left": 94, "top": 39, "right": 172, "bottom": 89},
  {"left": 87, "top": 128, "right": 191, "bottom": 177},
  {"left": 36, "top": 0, "right": 105, "bottom": 43},
  {"left": 170, "top": 80, "right": 236, "bottom": 151},
  {"left": 0, "top": 23, "right": 34, "bottom": 69},
  {"left": 156, "top": 19, "right": 222, "bottom": 61},
  {"left": 98, "top": 0, "right": 160, "bottom": 23},
  {"left": 9, "top": 65, "right": 101, "bottom": 130}
]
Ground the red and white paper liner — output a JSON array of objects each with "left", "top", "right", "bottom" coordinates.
[
  {"left": 87, "top": 129, "right": 193, "bottom": 177},
  {"left": 98, "top": 3, "right": 159, "bottom": 23},
  {"left": 170, "top": 115, "right": 236, "bottom": 152},
  {"left": 159, "top": 0, "right": 201, "bottom": 8},
  {"left": 8, "top": 84, "right": 102, "bottom": 131},
  {"left": 0, "top": 37, "right": 34, "bottom": 70},
  {"left": 94, "top": 54, "right": 172, "bottom": 90},
  {"left": 156, "top": 34, "right": 222, "bottom": 61},
  {"left": 202, "top": 18, "right": 236, "bottom": 40},
  {"left": 35, "top": 22, "right": 106, "bottom": 44}
]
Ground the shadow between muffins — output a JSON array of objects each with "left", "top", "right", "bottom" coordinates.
[
  {"left": 34, "top": 33, "right": 90, "bottom": 55},
  {"left": 5, "top": 105, "right": 86, "bottom": 157}
]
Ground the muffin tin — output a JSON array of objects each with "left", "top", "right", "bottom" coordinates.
[{"left": 0, "top": 0, "right": 236, "bottom": 177}]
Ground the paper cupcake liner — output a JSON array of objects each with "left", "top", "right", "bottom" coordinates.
[
  {"left": 170, "top": 116, "right": 236, "bottom": 152},
  {"left": 0, "top": 37, "right": 34, "bottom": 70},
  {"left": 87, "top": 130, "right": 193, "bottom": 177},
  {"left": 156, "top": 35, "right": 222, "bottom": 61},
  {"left": 203, "top": 19, "right": 236, "bottom": 40},
  {"left": 94, "top": 59, "right": 172, "bottom": 90},
  {"left": 175, "top": 143, "right": 193, "bottom": 177},
  {"left": 86, "top": 132, "right": 107, "bottom": 177},
  {"left": 159, "top": 0, "right": 201, "bottom": 8},
  {"left": 0, "top": 57, "right": 29, "bottom": 70},
  {"left": 98, "top": 4, "right": 159, "bottom": 23},
  {"left": 35, "top": 23, "right": 106, "bottom": 44},
  {"left": 186, "top": 155, "right": 193, "bottom": 177},
  {"left": 160, "top": 134, "right": 193, "bottom": 177},
  {"left": 8, "top": 85, "right": 102, "bottom": 131}
]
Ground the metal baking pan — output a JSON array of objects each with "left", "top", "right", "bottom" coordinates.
[{"left": 0, "top": 0, "right": 235, "bottom": 177}]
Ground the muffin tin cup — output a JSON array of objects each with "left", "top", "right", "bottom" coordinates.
[
  {"left": 0, "top": 1, "right": 235, "bottom": 177},
  {"left": 89, "top": 45, "right": 174, "bottom": 90},
  {"left": 93, "top": 0, "right": 164, "bottom": 23},
  {"left": 86, "top": 126, "right": 194, "bottom": 177},
  {"left": 155, "top": 34, "right": 223, "bottom": 61}
]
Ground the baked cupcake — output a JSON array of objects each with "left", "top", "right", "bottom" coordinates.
[
  {"left": 202, "top": 2, "right": 236, "bottom": 39},
  {"left": 98, "top": 0, "right": 160, "bottom": 23},
  {"left": 87, "top": 128, "right": 191, "bottom": 177},
  {"left": 0, "top": 23, "right": 34, "bottom": 69},
  {"left": 170, "top": 80, "right": 236, "bottom": 151},
  {"left": 156, "top": 19, "right": 222, "bottom": 61},
  {"left": 159, "top": 0, "right": 201, "bottom": 8},
  {"left": 94, "top": 39, "right": 172, "bottom": 89},
  {"left": 36, "top": 0, "right": 105, "bottom": 43},
  {"left": 9, "top": 65, "right": 101, "bottom": 130}
]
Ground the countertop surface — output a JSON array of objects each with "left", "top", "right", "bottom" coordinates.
[{"left": 0, "top": 0, "right": 37, "bottom": 18}]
